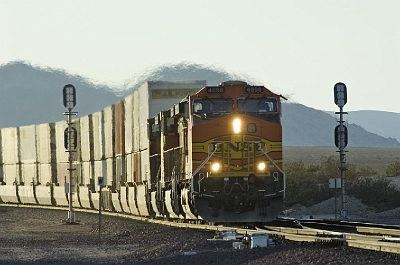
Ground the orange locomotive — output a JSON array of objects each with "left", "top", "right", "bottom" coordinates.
[
  {"left": 149, "top": 81, "right": 286, "bottom": 223},
  {"left": 189, "top": 81, "right": 285, "bottom": 222}
]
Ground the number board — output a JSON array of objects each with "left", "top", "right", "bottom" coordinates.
[
  {"left": 245, "top": 86, "right": 264, "bottom": 93},
  {"left": 207, "top": 87, "right": 225, "bottom": 93}
]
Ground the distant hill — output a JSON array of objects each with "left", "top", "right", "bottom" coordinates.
[
  {"left": 283, "top": 103, "right": 400, "bottom": 147},
  {"left": 347, "top": 110, "right": 400, "bottom": 143},
  {"left": 0, "top": 62, "right": 120, "bottom": 128},
  {"left": 324, "top": 110, "right": 400, "bottom": 143},
  {"left": 0, "top": 61, "right": 399, "bottom": 147}
]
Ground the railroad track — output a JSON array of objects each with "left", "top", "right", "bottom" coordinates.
[
  {"left": 3, "top": 204, "right": 400, "bottom": 255},
  {"left": 263, "top": 222, "right": 400, "bottom": 254}
]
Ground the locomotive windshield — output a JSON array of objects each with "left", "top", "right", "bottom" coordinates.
[
  {"left": 238, "top": 98, "right": 278, "bottom": 114},
  {"left": 192, "top": 98, "right": 234, "bottom": 114}
]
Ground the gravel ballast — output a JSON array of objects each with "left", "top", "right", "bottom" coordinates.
[{"left": 0, "top": 205, "right": 399, "bottom": 264}]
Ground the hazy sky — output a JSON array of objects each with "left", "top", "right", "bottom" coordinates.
[{"left": 1, "top": 0, "right": 399, "bottom": 113}]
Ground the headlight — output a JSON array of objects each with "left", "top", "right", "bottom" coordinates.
[
  {"left": 257, "top": 162, "right": 266, "bottom": 171},
  {"left": 211, "top": 162, "right": 221, "bottom": 172},
  {"left": 233, "top": 118, "right": 241, "bottom": 133}
]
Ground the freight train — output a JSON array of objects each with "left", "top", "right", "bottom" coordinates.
[{"left": 0, "top": 80, "right": 285, "bottom": 223}]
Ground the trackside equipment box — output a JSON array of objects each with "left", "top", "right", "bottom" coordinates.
[{"left": 250, "top": 233, "right": 269, "bottom": 248}]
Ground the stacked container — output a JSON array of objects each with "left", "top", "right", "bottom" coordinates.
[
  {"left": 18, "top": 125, "right": 37, "bottom": 204},
  {"left": 103, "top": 105, "right": 114, "bottom": 188},
  {"left": 0, "top": 127, "right": 20, "bottom": 203},
  {"left": 79, "top": 114, "right": 93, "bottom": 208},
  {"left": 35, "top": 122, "right": 55, "bottom": 205}
]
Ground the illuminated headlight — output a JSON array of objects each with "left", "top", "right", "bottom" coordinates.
[
  {"left": 211, "top": 162, "right": 221, "bottom": 172},
  {"left": 257, "top": 162, "right": 266, "bottom": 171},
  {"left": 233, "top": 118, "right": 241, "bottom": 133}
]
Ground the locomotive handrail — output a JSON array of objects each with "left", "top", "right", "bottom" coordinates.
[
  {"left": 255, "top": 142, "right": 286, "bottom": 197},
  {"left": 191, "top": 142, "right": 222, "bottom": 178},
  {"left": 191, "top": 142, "right": 222, "bottom": 195}
]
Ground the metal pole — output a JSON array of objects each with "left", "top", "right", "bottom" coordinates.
[
  {"left": 63, "top": 84, "right": 77, "bottom": 224},
  {"left": 68, "top": 109, "right": 74, "bottom": 224},
  {"left": 335, "top": 180, "right": 337, "bottom": 221},
  {"left": 99, "top": 186, "right": 102, "bottom": 242},
  {"left": 339, "top": 107, "right": 347, "bottom": 219}
]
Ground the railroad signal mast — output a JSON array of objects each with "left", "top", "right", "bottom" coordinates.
[
  {"left": 62, "top": 84, "right": 78, "bottom": 224},
  {"left": 334, "top": 82, "right": 348, "bottom": 219}
]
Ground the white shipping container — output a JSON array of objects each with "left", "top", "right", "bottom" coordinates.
[
  {"left": 21, "top": 163, "right": 38, "bottom": 185},
  {"left": 3, "top": 164, "right": 20, "bottom": 185},
  {"left": 140, "top": 149, "right": 150, "bottom": 183},
  {"left": 92, "top": 111, "right": 105, "bottom": 160},
  {"left": 94, "top": 160, "right": 106, "bottom": 186},
  {"left": 38, "top": 163, "right": 52, "bottom": 185},
  {"left": 133, "top": 91, "right": 139, "bottom": 152},
  {"left": 19, "top": 125, "right": 37, "bottom": 163},
  {"left": 125, "top": 153, "right": 133, "bottom": 183},
  {"left": 1, "top": 127, "right": 19, "bottom": 165},
  {"left": 81, "top": 161, "right": 93, "bottom": 186},
  {"left": 104, "top": 105, "right": 114, "bottom": 158},
  {"left": 124, "top": 94, "right": 133, "bottom": 154},
  {"left": 106, "top": 157, "right": 114, "bottom": 187},
  {"left": 36, "top": 123, "right": 54, "bottom": 164},
  {"left": 138, "top": 85, "right": 149, "bottom": 151},
  {"left": 79, "top": 115, "right": 92, "bottom": 162}
]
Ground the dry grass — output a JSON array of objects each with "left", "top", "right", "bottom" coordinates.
[{"left": 283, "top": 146, "right": 400, "bottom": 176}]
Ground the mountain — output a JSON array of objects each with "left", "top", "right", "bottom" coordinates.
[
  {"left": 0, "top": 62, "right": 120, "bottom": 128},
  {"left": 347, "top": 110, "right": 400, "bottom": 143},
  {"left": 0, "top": 61, "right": 399, "bottom": 147},
  {"left": 283, "top": 103, "right": 400, "bottom": 147}
]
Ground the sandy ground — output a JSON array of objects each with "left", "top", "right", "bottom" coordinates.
[{"left": 1, "top": 205, "right": 400, "bottom": 264}]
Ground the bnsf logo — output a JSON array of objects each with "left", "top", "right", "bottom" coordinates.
[{"left": 212, "top": 141, "right": 266, "bottom": 152}]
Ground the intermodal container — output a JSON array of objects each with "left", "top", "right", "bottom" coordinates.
[
  {"left": 1, "top": 127, "right": 19, "bottom": 165},
  {"left": 36, "top": 123, "right": 55, "bottom": 164},
  {"left": 19, "top": 125, "right": 37, "bottom": 163},
  {"left": 124, "top": 94, "right": 133, "bottom": 154},
  {"left": 104, "top": 105, "right": 114, "bottom": 159},
  {"left": 79, "top": 115, "right": 92, "bottom": 162},
  {"left": 92, "top": 111, "right": 105, "bottom": 161},
  {"left": 115, "top": 101, "right": 125, "bottom": 156}
]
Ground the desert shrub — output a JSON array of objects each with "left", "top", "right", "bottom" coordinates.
[
  {"left": 284, "top": 159, "right": 331, "bottom": 208},
  {"left": 386, "top": 161, "right": 400, "bottom": 177},
  {"left": 348, "top": 177, "right": 400, "bottom": 211},
  {"left": 346, "top": 164, "right": 379, "bottom": 185},
  {"left": 284, "top": 156, "right": 381, "bottom": 210}
]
